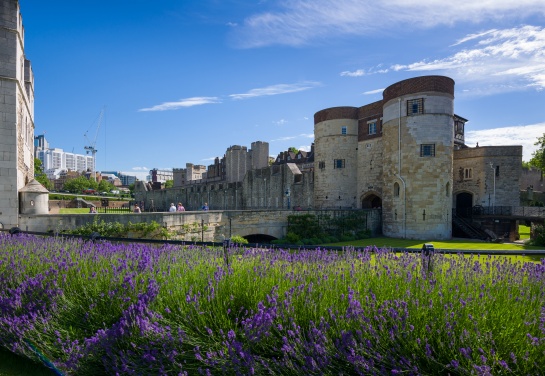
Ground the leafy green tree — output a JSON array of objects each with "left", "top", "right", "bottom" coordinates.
[
  {"left": 63, "top": 176, "right": 98, "bottom": 193},
  {"left": 528, "top": 133, "right": 545, "bottom": 171},
  {"left": 288, "top": 146, "right": 299, "bottom": 154},
  {"left": 98, "top": 179, "right": 115, "bottom": 193},
  {"left": 164, "top": 180, "right": 174, "bottom": 188},
  {"left": 33, "top": 158, "right": 53, "bottom": 190},
  {"left": 128, "top": 183, "right": 135, "bottom": 193}
]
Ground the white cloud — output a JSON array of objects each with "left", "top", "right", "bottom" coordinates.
[
  {"left": 138, "top": 97, "right": 221, "bottom": 112},
  {"left": 363, "top": 88, "right": 384, "bottom": 95},
  {"left": 391, "top": 25, "right": 545, "bottom": 91},
  {"left": 232, "top": 0, "right": 545, "bottom": 47},
  {"left": 229, "top": 81, "right": 321, "bottom": 100},
  {"left": 465, "top": 123, "right": 544, "bottom": 161},
  {"left": 121, "top": 170, "right": 149, "bottom": 181},
  {"left": 298, "top": 145, "right": 311, "bottom": 152},
  {"left": 270, "top": 133, "right": 314, "bottom": 142},
  {"left": 340, "top": 69, "right": 366, "bottom": 77},
  {"left": 273, "top": 119, "right": 288, "bottom": 125},
  {"left": 132, "top": 167, "right": 148, "bottom": 171}
]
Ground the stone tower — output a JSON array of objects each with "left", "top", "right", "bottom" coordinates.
[
  {"left": 381, "top": 76, "right": 455, "bottom": 239},
  {"left": 250, "top": 141, "right": 269, "bottom": 170},
  {"left": 0, "top": 0, "right": 35, "bottom": 229},
  {"left": 313, "top": 107, "right": 359, "bottom": 209}
]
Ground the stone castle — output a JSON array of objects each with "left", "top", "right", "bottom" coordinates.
[
  {"left": 1, "top": 1, "right": 523, "bottom": 240},
  {"left": 136, "top": 76, "right": 522, "bottom": 240}
]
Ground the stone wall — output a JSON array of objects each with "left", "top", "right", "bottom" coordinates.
[
  {"left": 453, "top": 146, "right": 522, "bottom": 207},
  {"left": 19, "top": 208, "right": 382, "bottom": 242},
  {"left": 0, "top": 0, "right": 34, "bottom": 229}
]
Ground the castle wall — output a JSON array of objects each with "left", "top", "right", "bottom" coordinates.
[
  {"left": 0, "top": 0, "right": 34, "bottom": 228},
  {"left": 453, "top": 146, "right": 522, "bottom": 207},
  {"left": 313, "top": 107, "right": 359, "bottom": 209},
  {"left": 381, "top": 76, "right": 455, "bottom": 239}
]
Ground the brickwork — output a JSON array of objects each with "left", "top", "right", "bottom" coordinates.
[{"left": 383, "top": 76, "right": 454, "bottom": 103}]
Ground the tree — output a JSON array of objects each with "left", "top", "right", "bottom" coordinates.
[
  {"left": 164, "top": 180, "right": 174, "bottom": 188},
  {"left": 98, "top": 179, "right": 115, "bottom": 193},
  {"left": 34, "top": 158, "right": 53, "bottom": 190},
  {"left": 63, "top": 176, "right": 98, "bottom": 193},
  {"left": 528, "top": 133, "right": 545, "bottom": 171},
  {"left": 288, "top": 146, "right": 299, "bottom": 154}
]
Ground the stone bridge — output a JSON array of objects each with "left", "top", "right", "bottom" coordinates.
[{"left": 18, "top": 209, "right": 382, "bottom": 242}]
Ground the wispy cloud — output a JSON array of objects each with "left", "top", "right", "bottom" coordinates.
[
  {"left": 271, "top": 133, "right": 314, "bottom": 142},
  {"left": 273, "top": 119, "right": 288, "bottom": 126},
  {"left": 340, "top": 69, "right": 366, "bottom": 77},
  {"left": 138, "top": 97, "right": 221, "bottom": 112},
  {"left": 232, "top": 0, "right": 545, "bottom": 48},
  {"left": 363, "top": 88, "right": 384, "bottom": 95},
  {"left": 229, "top": 82, "right": 321, "bottom": 100},
  {"left": 132, "top": 167, "right": 148, "bottom": 171},
  {"left": 391, "top": 25, "right": 545, "bottom": 91},
  {"left": 465, "top": 123, "right": 544, "bottom": 161}
]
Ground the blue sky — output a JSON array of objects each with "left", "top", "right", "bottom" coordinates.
[{"left": 20, "top": 0, "right": 545, "bottom": 180}]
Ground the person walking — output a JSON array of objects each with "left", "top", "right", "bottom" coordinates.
[
  {"left": 169, "top": 203, "right": 176, "bottom": 212},
  {"left": 202, "top": 202, "right": 209, "bottom": 211},
  {"left": 134, "top": 204, "right": 141, "bottom": 213},
  {"left": 177, "top": 202, "right": 185, "bottom": 211}
]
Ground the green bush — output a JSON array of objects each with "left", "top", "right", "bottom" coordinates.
[
  {"left": 230, "top": 235, "right": 249, "bottom": 245},
  {"left": 356, "top": 229, "right": 371, "bottom": 239},
  {"left": 285, "top": 232, "right": 300, "bottom": 244},
  {"left": 529, "top": 224, "right": 545, "bottom": 246}
]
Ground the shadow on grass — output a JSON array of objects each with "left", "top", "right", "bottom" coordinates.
[{"left": 0, "top": 348, "right": 55, "bottom": 376}]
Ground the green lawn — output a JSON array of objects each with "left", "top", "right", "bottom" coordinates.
[
  {"left": 59, "top": 208, "right": 91, "bottom": 214},
  {"left": 520, "top": 224, "right": 531, "bottom": 239},
  {"left": 327, "top": 236, "right": 542, "bottom": 251}
]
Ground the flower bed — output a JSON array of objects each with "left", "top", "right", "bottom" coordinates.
[{"left": 1, "top": 233, "right": 544, "bottom": 375}]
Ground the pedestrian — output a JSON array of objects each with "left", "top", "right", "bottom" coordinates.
[
  {"left": 134, "top": 204, "right": 141, "bottom": 213},
  {"left": 177, "top": 202, "right": 185, "bottom": 211},
  {"left": 202, "top": 202, "right": 209, "bottom": 211},
  {"left": 169, "top": 203, "right": 176, "bottom": 212},
  {"left": 89, "top": 206, "right": 97, "bottom": 214}
]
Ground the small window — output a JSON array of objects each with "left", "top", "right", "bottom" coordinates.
[
  {"left": 407, "top": 98, "right": 424, "bottom": 115},
  {"left": 464, "top": 168, "right": 473, "bottom": 180},
  {"left": 495, "top": 166, "right": 499, "bottom": 177},
  {"left": 394, "top": 182, "right": 400, "bottom": 197},
  {"left": 318, "top": 161, "right": 325, "bottom": 169},
  {"left": 420, "top": 144, "right": 435, "bottom": 157},
  {"left": 334, "top": 159, "right": 345, "bottom": 169},
  {"left": 341, "top": 126, "right": 347, "bottom": 135},
  {"left": 368, "top": 121, "right": 377, "bottom": 135},
  {"left": 446, "top": 182, "right": 450, "bottom": 197}
]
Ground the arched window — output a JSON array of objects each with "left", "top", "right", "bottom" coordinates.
[{"left": 394, "top": 182, "right": 400, "bottom": 197}]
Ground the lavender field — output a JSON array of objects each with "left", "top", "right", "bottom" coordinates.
[{"left": 1, "top": 233, "right": 544, "bottom": 375}]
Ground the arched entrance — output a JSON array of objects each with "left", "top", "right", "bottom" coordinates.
[
  {"left": 361, "top": 194, "right": 382, "bottom": 209},
  {"left": 455, "top": 192, "right": 473, "bottom": 218}
]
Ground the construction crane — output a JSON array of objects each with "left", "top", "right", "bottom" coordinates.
[{"left": 84, "top": 108, "right": 104, "bottom": 181}]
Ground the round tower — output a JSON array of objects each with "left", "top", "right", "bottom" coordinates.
[
  {"left": 313, "top": 107, "right": 359, "bottom": 209},
  {"left": 381, "top": 76, "right": 455, "bottom": 239}
]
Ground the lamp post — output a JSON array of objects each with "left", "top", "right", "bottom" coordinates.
[{"left": 490, "top": 162, "right": 496, "bottom": 214}]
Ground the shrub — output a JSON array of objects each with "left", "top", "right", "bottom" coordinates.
[
  {"left": 284, "top": 232, "right": 300, "bottom": 244},
  {"left": 529, "top": 224, "right": 545, "bottom": 246},
  {"left": 230, "top": 235, "right": 249, "bottom": 245}
]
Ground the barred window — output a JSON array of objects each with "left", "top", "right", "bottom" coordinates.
[
  {"left": 318, "top": 161, "right": 325, "bottom": 169},
  {"left": 341, "top": 126, "right": 347, "bottom": 135},
  {"left": 407, "top": 98, "right": 424, "bottom": 115},
  {"left": 420, "top": 144, "right": 435, "bottom": 157},
  {"left": 334, "top": 159, "right": 345, "bottom": 169}
]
